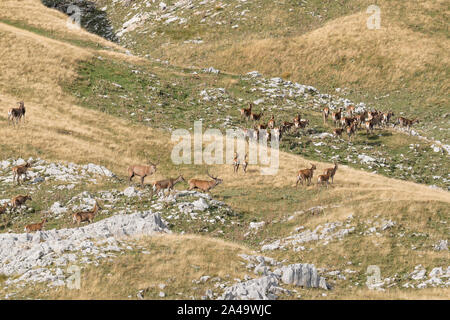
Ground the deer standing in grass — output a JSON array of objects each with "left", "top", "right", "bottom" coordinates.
[
  {"left": 232, "top": 153, "right": 240, "bottom": 173},
  {"left": 296, "top": 164, "right": 316, "bottom": 187},
  {"left": 72, "top": 201, "right": 102, "bottom": 226},
  {"left": 323, "top": 107, "right": 330, "bottom": 124},
  {"left": 11, "top": 195, "right": 32, "bottom": 210},
  {"left": 333, "top": 128, "right": 344, "bottom": 137},
  {"left": 128, "top": 160, "right": 158, "bottom": 187},
  {"left": 317, "top": 172, "right": 331, "bottom": 188},
  {"left": 332, "top": 108, "right": 343, "bottom": 127},
  {"left": 346, "top": 105, "right": 355, "bottom": 117},
  {"left": 250, "top": 110, "right": 263, "bottom": 121},
  {"left": 240, "top": 103, "right": 252, "bottom": 121},
  {"left": 323, "top": 161, "right": 338, "bottom": 184},
  {"left": 267, "top": 115, "right": 275, "bottom": 129},
  {"left": 242, "top": 153, "right": 249, "bottom": 173},
  {"left": 24, "top": 217, "right": 47, "bottom": 233},
  {"left": 12, "top": 162, "right": 31, "bottom": 184},
  {"left": 8, "top": 101, "right": 26, "bottom": 126},
  {"left": 365, "top": 119, "right": 374, "bottom": 135},
  {"left": 188, "top": 170, "right": 222, "bottom": 193},
  {"left": 152, "top": 175, "right": 185, "bottom": 197},
  {"left": 395, "top": 117, "right": 419, "bottom": 131},
  {"left": 347, "top": 123, "right": 356, "bottom": 141}
]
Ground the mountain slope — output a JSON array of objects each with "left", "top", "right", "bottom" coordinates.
[{"left": 0, "top": 0, "right": 448, "bottom": 299}]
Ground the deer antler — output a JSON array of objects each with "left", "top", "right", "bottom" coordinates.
[{"left": 206, "top": 169, "right": 217, "bottom": 180}]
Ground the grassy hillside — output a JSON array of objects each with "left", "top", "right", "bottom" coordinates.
[
  {"left": 0, "top": 1, "right": 448, "bottom": 300},
  {"left": 77, "top": 0, "right": 449, "bottom": 142}
]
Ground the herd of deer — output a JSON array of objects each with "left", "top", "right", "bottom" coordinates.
[
  {"left": 323, "top": 104, "right": 419, "bottom": 140},
  {"left": 0, "top": 160, "right": 104, "bottom": 233},
  {"left": 240, "top": 103, "right": 310, "bottom": 142},
  {"left": 2, "top": 99, "right": 420, "bottom": 233}
]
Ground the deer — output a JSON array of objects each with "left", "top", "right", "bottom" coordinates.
[
  {"left": 295, "top": 164, "right": 316, "bottom": 187},
  {"left": 11, "top": 195, "right": 32, "bottom": 210},
  {"left": 354, "top": 113, "right": 366, "bottom": 129},
  {"left": 317, "top": 171, "right": 331, "bottom": 188},
  {"left": 323, "top": 107, "right": 330, "bottom": 124},
  {"left": 293, "top": 114, "right": 302, "bottom": 127},
  {"left": 296, "top": 119, "right": 309, "bottom": 129},
  {"left": 8, "top": 101, "right": 26, "bottom": 126},
  {"left": 346, "top": 104, "right": 355, "bottom": 117},
  {"left": 232, "top": 152, "right": 240, "bottom": 173},
  {"left": 365, "top": 119, "right": 374, "bottom": 135},
  {"left": 267, "top": 115, "right": 275, "bottom": 129},
  {"left": 242, "top": 153, "right": 249, "bottom": 173},
  {"left": 72, "top": 201, "right": 102, "bottom": 226},
  {"left": 188, "top": 170, "right": 223, "bottom": 193},
  {"left": 128, "top": 160, "right": 158, "bottom": 187},
  {"left": 152, "top": 175, "right": 185, "bottom": 197},
  {"left": 395, "top": 117, "right": 419, "bottom": 131},
  {"left": 381, "top": 111, "right": 394, "bottom": 127},
  {"left": 331, "top": 108, "right": 343, "bottom": 127},
  {"left": 340, "top": 116, "right": 354, "bottom": 128},
  {"left": 281, "top": 121, "right": 294, "bottom": 133},
  {"left": 250, "top": 110, "right": 263, "bottom": 121},
  {"left": 333, "top": 128, "right": 344, "bottom": 137},
  {"left": 347, "top": 123, "right": 356, "bottom": 141},
  {"left": 24, "top": 217, "right": 47, "bottom": 233},
  {"left": 240, "top": 103, "right": 252, "bottom": 121},
  {"left": 323, "top": 161, "right": 338, "bottom": 184},
  {"left": 12, "top": 162, "right": 31, "bottom": 184}
]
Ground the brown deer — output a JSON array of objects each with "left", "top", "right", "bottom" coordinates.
[
  {"left": 240, "top": 103, "right": 252, "bottom": 121},
  {"left": 295, "top": 164, "right": 317, "bottom": 187},
  {"left": 395, "top": 117, "right": 419, "bottom": 130},
  {"left": 72, "top": 201, "right": 102, "bottom": 226},
  {"left": 232, "top": 152, "right": 240, "bottom": 173},
  {"left": 346, "top": 105, "right": 355, "bottom": 117},
  {"left": 333, "top": 128, "right": 344, "bottom": 137},
  {"left": 242, "top": 153, "right": 249, "bottom": 173},
  {"left": 331, "top": 108, "right": 343, "bottom": 127},
  {"left": 12, "top": 162, "right": 31, "bottom": 184},
  {"left": 152, "top": 175, "right": 185, "bottom": 197},
  {"left": 188, "top": 170, "right": 223, "bottom": 193},
  {"left": 323, "top": 161, "right": 338, "bottom": 184},
  {"left": 340, "top": 117, "right": 354, "bottom": 128},
  {"left": 354, "top": 113, "right": 366, "bottom": 129},
  {"left": 11, "top": 195, "right": 32, "bottom": 210},
  {"left": 293, "top": 114, "right": 302, "bottom": 127},
  {"left": 323, "top": 107, "right": 330, "bottom": 124},
  {"left": 250, "top": 110, "right": 263, "bottom": 121},
  {"left": 317, "top": 172, "right": 331, "bottom": 188},
  {"left": 24, "top": 217, "right": 47, "bottom": 233},
  {"left": 267, "top": 114, "right": 275, "bottom": 129},
  {"left": 347, "top": 123, "right": 356, "bottom": 141},
  {"left": 8, "top": 101, "right": 26, "bottom": 126},
  {"left": 296, "top": 119, "right": 309, "bottom": 129},
  {"left": 128, "top": 160, "right": 158, "bottom": 187},
  {"left": 381, "top": 111, "right": 394, "bottom": 127},
  {"left": 365, "top": 119, "right": 374, "bottom": 135}
]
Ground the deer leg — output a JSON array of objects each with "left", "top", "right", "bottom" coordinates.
[
  {"left": 141, "top": 175, "right": 145, "bottom": 188},
  {"left": 129, "top": 173, "right": 134, "bottom": 185}
]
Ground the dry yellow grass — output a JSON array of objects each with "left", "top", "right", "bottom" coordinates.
[
  {"left": 2, "top": 234, "right": 252, "bottom": 299},
  {"left": 0, "top": 0, "right": 124, "bottom": 52},
  {"left": 154, "top": 6, "right": 449, "bottom": 100}
]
